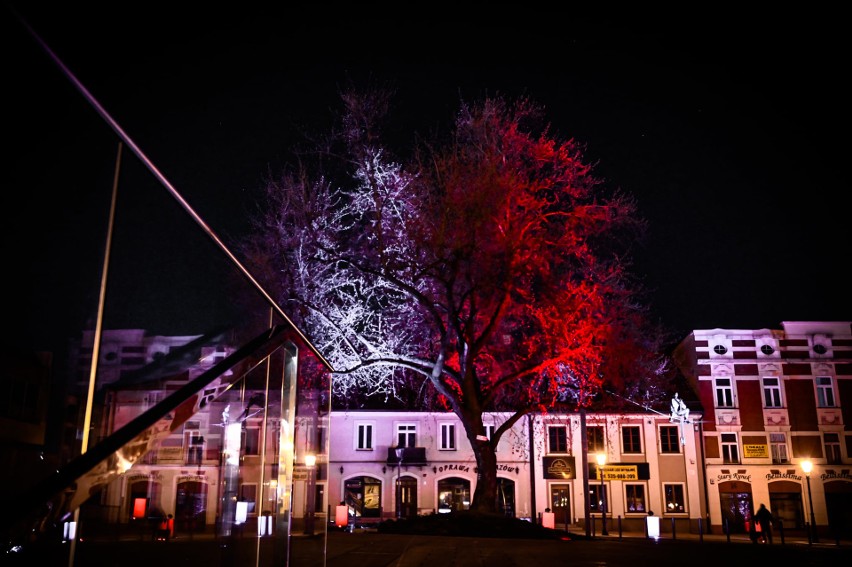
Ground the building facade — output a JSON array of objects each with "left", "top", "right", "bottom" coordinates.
[
  {"left": 324, "top": 408, "right": 706, "bottom": 535},
  {"left": 45, "top": 320, "right": 852, "bottom": 545},
  {"left": 673, "top": 321, "right": 852, "bottom": 540}
]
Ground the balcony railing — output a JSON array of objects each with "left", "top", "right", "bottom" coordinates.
[{"left": 386, "top": 447, "right": 427, "bottom": 466}]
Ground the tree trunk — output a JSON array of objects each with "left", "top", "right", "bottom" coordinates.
[{"left": 463, "top": 418, "right": 499, "bottom": 514}]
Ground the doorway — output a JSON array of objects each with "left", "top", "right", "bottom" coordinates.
[
  {"left": 398, "top": 476, "right": 418, "bottom": 518},
  {"left": 550, "top": 484, "right": 571, "bottom": 528},
  {"left": 718, "top": 481, "right": 753, "bottom": 534},
  {"left": 496, "top": 478, "right": 516, "bottom": 517},
  {"left": 175, "top": 480, "right": 208, "bottom": 534}
]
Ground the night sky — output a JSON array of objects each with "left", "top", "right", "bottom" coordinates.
[{"left": 5, "top": 6, "right": 850, "bottom": 356}]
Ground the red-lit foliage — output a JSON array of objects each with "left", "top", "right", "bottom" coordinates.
[{"left": 246, "top": 90, "right": 667, "bottom": 512}]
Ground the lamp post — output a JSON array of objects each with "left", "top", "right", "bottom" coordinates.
[
  {"left": 395, "top": 447, "right": 404, "bottom": 518},
  {"left": 596, "top": 452, "right": 608, "bottom": 535},
  {"left": 801, "top": 459, "right": 818, "bottom": 543}
]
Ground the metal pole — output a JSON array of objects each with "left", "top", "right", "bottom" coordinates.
[
  {"left": 68, "top": 141, "right": 123, "bottom": 567},
  {"left": 580, "top": 409, "right": 590, "bottom": 538},
  {"left": 806, "top": 474, "right": 818, "bottom": 543},
  {"left": 600, "top": 471, "right": 608, "bottom": 535},
  {"left": 527, "top": 414, "right": 536, "bottom": 522}
]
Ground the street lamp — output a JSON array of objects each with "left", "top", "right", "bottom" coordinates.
[
  {"left": 596, "top": 452, "right": 608, "bottom": 536},
  {"left": 801, "top": 459, "right": 818, "bottom": 543},
  {"left": 395, "top": 447, "right": 405, "bottom": 518}
]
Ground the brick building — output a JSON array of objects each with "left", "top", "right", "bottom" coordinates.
[{"left": 673, "top": 321, "right": 852, "bottom": 540}]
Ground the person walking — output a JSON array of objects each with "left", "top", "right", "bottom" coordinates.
[{"left": 754, "top": 503, "right": 774, "bottom": 544}]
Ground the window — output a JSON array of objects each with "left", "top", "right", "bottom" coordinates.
[
  {"left": 760, "top": 344, "right": 775, "bottom": 355},
  {"left": 587, "top": 426, "right": 605, "bottom": 453},
  {"left": 622, "top": 426, "right": 642, "bottom": 454},
  {"left": 440, "top": 423, "right": 456, "bottom": 450},
  {"left": 660, "top": 426, "right": 680, "bottom": 454},
  {"left": 813, "top": 344, "right": 827, "bottom": 355},
  {"left": 713, "top": 344, "right": 728, "bottom": 355},
  {"left": 816, "top": 376, "right": 835, "bottom": 407},
  {"left": 714, "top": 378, "right": 733, "bottom": 407},
  {"left": 244, "top": 427, "right": 260, "bottom": 455},
  {"left": 625, "top": 484, "right": 646, "bottom": 513},
  {"left": 186, "top": 431, "right": 204, "bottom": 464},
  {"left": 824, "top": 433, "right": 841, "bottom": 464},
  {"left": 663, "top": 484, "right": 685, "bottom": 513},
  {"left": 762, "top": 377, "right": 782, "bottom": 408},
  {"left": 548, "top": 425, "right": 568, "bottom": 453},
  {"left": 356, "top": 423, "right": 373, "bottom": 450},
  {"left": 484, "top": 424, "right": 495, "bottom": 441},
  {"left": 397, "top": 423, "right": 416, "bottom": 447},
  {"left": 721, "top": 433, "right": 739, "bottom": 463},
  {"left": 316, "top": 426, "right": 327, "bottom": 457},
  {"left": 770, "top": 433, "right": 788, "bottom": 464}
]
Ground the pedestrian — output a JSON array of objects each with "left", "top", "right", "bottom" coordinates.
[
  {"left": 157, "top": 516, "right": 170, "bottom": 541},
  {"left": 754, "top": 503, "right": 773, "bottom": 544}
]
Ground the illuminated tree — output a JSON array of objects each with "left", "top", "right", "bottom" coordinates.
[{"left": 246, "top": 90, "right": 668, "bottom": 513}]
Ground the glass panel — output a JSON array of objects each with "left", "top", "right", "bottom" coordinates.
[{"left": 4, "top": 51, "right": 334, "bottom": 564}]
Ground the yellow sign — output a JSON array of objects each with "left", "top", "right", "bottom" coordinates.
[
  {"left": 293, "top": 466, "right": 309, "bottom": 481},
  {"left": 599, "top": 465, "right": 638, "bottom": 481},
  {"left": 743, "top": 444, "right": 769, "bottom": 458}
]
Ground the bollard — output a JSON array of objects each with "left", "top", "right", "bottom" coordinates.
[
  {"left": 698, "top": 517, "right": 703, "bottom": 543},
  {"left": 778, "top": 519, "right": 784, "bottom": 545},
  {"left": 617, "top": 516, "right": 623, "bottom": 539},
  {"left": 724, "top": 517, "right": 731, "bottom": 543},
  {"left": 671, "top": 517, "right": 677, "bottom": 540}
]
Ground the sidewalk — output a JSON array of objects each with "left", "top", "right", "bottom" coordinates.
[{"left": 561, "top": 524, "right": 841, "bottom": 547}]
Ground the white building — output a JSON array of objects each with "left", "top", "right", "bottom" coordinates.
[{"left": 324, "top": 407, "right": 706, "bottom": 535}]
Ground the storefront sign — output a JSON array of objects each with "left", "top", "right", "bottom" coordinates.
[
  {"left": 765, "top": 471, "right": 801, "bottom": 481},
  {"left": 435, "top": 464, "right": 472, "bottom": 473},
  {"left": 586, "top": 462, "right": 650, "bottom": 481},
  {"left": 743, "top": 444, "right": 769, "bottom": 458},
  {"left": 293, "top": 466, "right": 309, "bottom": 481},
  {"left": 714, "top": 471, "right": 751, "bottom": 483},
  {"left": 598, "top": 465, "right": 639, "bottom": 481},
  {"left": 177, "top": 474, "right": 206, "bottom": 483},
  {"left": 821, "top": 470, "right": 852, "bottom": 481},
  {"left": 543, "top": 456, "right": 575, "bottom": 479}
]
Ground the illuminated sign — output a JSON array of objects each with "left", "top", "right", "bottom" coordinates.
[
  {"left": 543, "top": 456, "right": 576, "bottom": 479},
  {"left": 587, "top": 462, "right": 651, "bottom": 480},
  {"left": 598, "top": 465, "right": 639, "bottom": 481}
]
